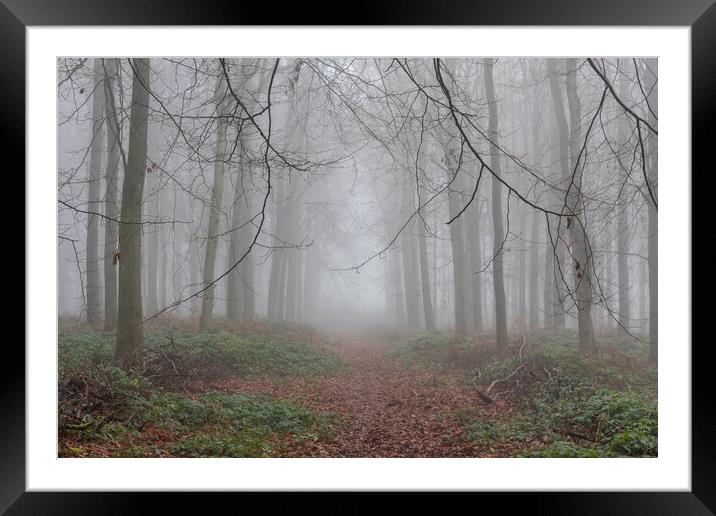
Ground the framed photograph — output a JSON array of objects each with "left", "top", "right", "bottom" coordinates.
[{"left": 5, "top": 0, "right": 709, "bottom": 512}]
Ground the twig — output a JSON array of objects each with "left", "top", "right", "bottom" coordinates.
[{"left": 486, "top": 364, "right": 526, "bottom": 395}]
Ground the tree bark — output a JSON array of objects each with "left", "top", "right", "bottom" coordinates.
[
  {"left": 198, "top": 76, "right": 229, "bottom": 332},
  {"left": 484, "top": 59, "right": 509, "bottom": 348},
  {"left": 529, "top": 209, "right": 541, "bottom": 329},
  {"left": 644, "top": 58, "right": 658, "bottom": 364},
  {"left": 518, "top": 205, "right": 528, "bottom": 330},
  {"left": 400, "top": 218, "right": 420, "bottom": 330},
  {"left": 442, "top": 140, "right": 473, "bottom": 336},
  {"left": 116, "top": 58, "right": 150, "bottom": 368},
  {"left": 102, "top": 58, "right": 120, "bottom": 332},
  {"left": 417, "top": 219, "right": 436, "bottom": 331},
  {"left": 612, "top": 70, "right": 632, "bottom": 337},
  {"left": 564, "top": 58, "right": 597, "bottom": 353},
  {"left": 468, "top": 199, "right": 483, "bottom": 331},
  {"left": 547, "top": 60, "right": 570, "bottom": 330},
  {"left": 86, "top": 58, "right": 106, "bottom": 325}
]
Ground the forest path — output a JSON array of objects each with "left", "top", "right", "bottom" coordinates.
[{"left": 215, "top": 338, "right": 501, "bottom": 457}]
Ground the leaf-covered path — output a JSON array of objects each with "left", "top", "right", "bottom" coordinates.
[{"left": 211, "top": 339, "right": 502, "bottom": 457}]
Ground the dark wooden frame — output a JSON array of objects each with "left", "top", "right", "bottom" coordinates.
[{"left": 3, "top": 0, "right": 710, "bottom": 512}]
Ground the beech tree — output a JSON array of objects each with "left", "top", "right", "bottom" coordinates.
[{"left": 116, "top": 58, "right": 150, "bottom": 368}]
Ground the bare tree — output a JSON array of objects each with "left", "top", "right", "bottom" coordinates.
[
  {"left": 484, "top": 59, "right": 509, "bottom": 348},
  {"left": 199, "top": 74, "right": 230, "bottom": 332},
  {"left": 564, "top": 58, "right": 596, "bottom": 353},
  {"left": 86, "top": 58, "right": 106, "bottom": 325},
  {"left": 116, "top": 58, "right": 150, "bottom": 368},
  {"left": 102, "top": 58, "right": 120, "bottom": 331}
]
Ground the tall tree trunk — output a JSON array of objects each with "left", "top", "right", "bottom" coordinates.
[
  {"left": 443, "top": 140, "right": 472, "bottom": 336},
  {"left": 565, "top": 58, "right": 597, "bottom": 353},
  {"left": 547, "top": 60, "right": 570, "bottom": 330},
  {"left": 468, "top": 199, "right": 483, "bottom": 331},
  {"left": 103, "top": 58, "right": 120, "bottom": 331},
  {"left": 400, "top": 231, "right": 419, "bottom": 329},
  {"left": 241, "top": 206, "right": 255, "bottom": 321},
  {"left": 391, "top": 246, "right": 406, "bottom": 329},
  {"left": 400, "top": 218, "right": 421, "bottom": 330},
  {"left": 227, "top": 151, "right": 246, "bottom": 321},
  {"left": 276, "top": 239, "right": 288, "bottom": 321},
  {"left": 518, "top": 205, "right": 528, "bottom": 330},
  {"left": 417, "top": 219, "right": 435, "bottom": 331},
  {"left": 144, "top": 62, "right": 159, "bottom": 317},
  {"left": 198, "top": 76, "right": 229, "bottom": 332},
  {"left": 616, "top": 70, "right": 632, "bottom": 336},
  {"left": 529, "top": 210, "right": 541, "bottom": 329},
  {"left": 267, "top": 178, "right": 285, "bottom": 320},
  {"left": 286, "top": 249, "right": 299, "bottom": 322},
  {"left": 645, "top": 58, "right": 658, "bottom": 364},
  {"left": 295, "top": 249, "right": 304, "bottom": 321},
  {"left": 116, "top": 58, "right": 150, "bottom": 368},
  {"left": 86, "top": 58, "right": 106, "bottom": 325},
  {"left": 484, "top": 59, "right": 509, "bottom": 348},
  {"left": 527, "top": 62, "right": 543, "bottom": 330},
  {"left": 602, "top": 230, "right": 614, "bottom": 333},
  {"left": 543, "top": 228, "right": 554, "bottom": 328},
  {"left": 303, "top": 243, "right": 320, "bottom": 323},
  {"left": 145, "top": 170, "right": 159, "bottom": 315}
]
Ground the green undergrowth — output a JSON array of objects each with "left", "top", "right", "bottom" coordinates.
[
  {"left": 60, "top": 367, "right": 337, "bottom": 457},
  {"left": 392, "top": 330, "right": 657, "bottom": 457},
  {"left": 59, "top": 328, "right": 342, "bottom": 457},
  {"left": 60, "top": 328, "right": 343, "bottom": 381}
]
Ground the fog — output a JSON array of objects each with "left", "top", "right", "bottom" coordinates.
[{"left": 57, "top": 57, "right": 658, "bottom": 357}]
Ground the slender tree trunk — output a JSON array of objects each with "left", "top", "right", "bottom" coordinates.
[
  {"left": 468, "top": 198, "right": 483, "bottom": 331},
  {"left": 400, "top": 216, "right": 421, "bottom": 329},
  {"left": 86, "top": 58, "right": 106, "bottom": 325},
  {"left": 267, "top": 201, "right": 288, "bottom": 321},
  {"left": 529, "top": 210, "right": 541, "bottom": 329},
  {"left": 116, "top": 58, "right": 150, "bottom": 368},
  {"left": 228, "top": 148, "right": 255, "bottom": 322},
  {"left": 443, "top": 141, "right": 473, "bottom": 335},
  {"left": 547, "top": 60, "right": 571, "bottom": 330},
  {"left": 286, "top": 247, "right": 299, "bottom": 322},
  {"left": 518, "top": 205, "right": 528, "bottom": 330},
  {"left": 296, "top": 249, "right": 304, "bottom": 321},
  {"left": 226, "top": 182, "right": 244, "bottom": 320},
  {"left": 432, "top": 207, "right": 439, "bottom": 324},
  {"left": 645, "top": 58, "right": 658, "bottom": 364},
  {"left": 103, "top": 58, "right": 120, "bottom": 331},
  {"left": 417, "top": 219, "right": 435, "bottom": 331},
  {"left": 302, "top": 243, "right": 320, "bottom": 323},
  {"left": 565, "top": 58, "right": 597, "bottom": 353},
  {"left": 391, "top": 247, "right": 406, "bottom": 329},
  {"left": 484, "top": 59, "right": 509, "bottom": 348},
  {"left": 144, "top": 63, "right": 159, "bottom": 317},
  {"left": 198, "top": 76, "right": 229, "bottom": 332},
  {"left": 145, "top": 170, "right": 159, "bottom": 316},
  {"left": 227, "top": 149, "right": 247, "bottom": 321},
  {"left": 267, "top": 178, "right": 285, "bottom": 320},
  {"left": 648, "top": 204, "right": 657, "bottom": 362},
  {"left": 543, "top": 227, "right": 554, "bottom": 328},
  {"left": 276, "top": 241, "right": 288, "bottom": 321},
  {"left": 616, "top": 71, "right": 632, "bottom": 336},
  {"left": 527, "top": 77, "right": 542, "bottom": 330}
]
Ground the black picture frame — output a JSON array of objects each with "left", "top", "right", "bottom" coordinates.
[{"left": 4, "top": 0, "right": 710, "bottom": 512}]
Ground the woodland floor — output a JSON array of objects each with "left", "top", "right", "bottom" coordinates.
[
  {"left": 209, "top": 339, "right": 505, "bottom": 457},
  {"left": 58, "top": 323, "right": 657, "bottom": 458}
]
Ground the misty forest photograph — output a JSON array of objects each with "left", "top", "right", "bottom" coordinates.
[{"left": 57, "top": 57, "right": 658, "bottom": 458}]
